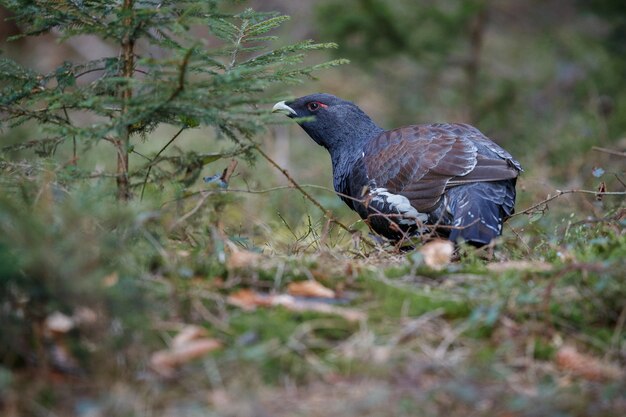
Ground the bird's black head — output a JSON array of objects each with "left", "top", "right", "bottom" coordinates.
[{"left": 272, "top": 93, "right": 383, "bottom": 154}]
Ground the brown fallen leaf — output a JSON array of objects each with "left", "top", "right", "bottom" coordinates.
[
  {"left": 419, "top": 239, "right": 454, "bottom": 270},
  {"left": 226, "top": 241, "right": 262, "bottom": 270},
  {"left": 151, "top": 338, "right": 222, "bottom": 377},
  {"left": 150, "top": 325, "right": 221, "bottom": 377},
  {"left": 272, "top": 294, "right": 365, "bottom": 322},
  {"left": 227, "top": 289, "right": 365, "bottom": 322},
  {"left": 487, "top": 261, "right": 552, "bottom": 273},
  {"left": 555, "top": 345, "right": 622, "bottom": 381},
  {"left": 226, "top": 288, "right": 273, "bottom": 310},
  {"left": 73, "top": 306, "right": 98, "bottom": 325},
  {"left": 287, "top": 280, "right": 335, "bottom": 298},
  {"left": 172, "top": 325, "right": 207, "bottom": 348},
  {"left": 102, "top": 271, "right": 119, "bottom": 287}
]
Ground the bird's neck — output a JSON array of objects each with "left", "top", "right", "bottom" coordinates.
[
  {"left": 327, "top": 122, "right": 383, "bottom": 173},
  {"left": 328, "top": 123, "right": 383, "bottom": 196}
]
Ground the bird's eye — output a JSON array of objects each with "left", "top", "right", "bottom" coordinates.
[{"left": 307, "top": 102, "right": 321, "bottom": 111}]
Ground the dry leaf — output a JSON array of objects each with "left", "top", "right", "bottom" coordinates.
[
  {"left": 419, "top": 239, "right": 454, "bottom": 270},
  {"left": 272, "top": 294, "right": 365, "bottom": 322},
  {"left": 555, "top": 345, "right": 622, "bottom": 381},
  {"left": 487, "top": 261, "right": 552, "bottom": 273},
  {"left": 151, "top": 339, "right": 222, "bottom": 377},
  {"left": 226, "top": 288, "right": 272, "bottom": 310},
  {"left": 172, "top": 325, "right": 207, "bottom": 349},
  {"left": 73, "top": 307, "right": 98, "bottom": 325},
  {"left": 102, "top": 272, "right": 119, "bottom": 287},
  {"left": 226, "top": 242, "right": 262, "bottom": 270},
  {"left": 44, "top": 311, "right": 74, "bottom": 334},
  {"left": 150, "top": 325, "right": 221, "bottom": 377},
  {"left": 227, "top": 288, "right": 365, "bottom": 322},
  {"left": 287, "top": 280, "right": 335, "bottom": 298}
]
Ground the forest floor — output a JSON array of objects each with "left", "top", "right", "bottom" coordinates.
[{"left": 0, "top": 152, "right": 624, "bottom": 417}]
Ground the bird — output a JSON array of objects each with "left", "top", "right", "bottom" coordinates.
[{"left": 272, "top": 93, "right": 522, "bottom": 247}]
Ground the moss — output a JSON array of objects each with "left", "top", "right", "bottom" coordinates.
[{"left": 358, "top": 271, "right": 471, "bottom": 320}]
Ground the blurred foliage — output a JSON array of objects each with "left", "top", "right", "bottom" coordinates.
[
  {"left": 317, "top": 0, "right": 485, "bottom": 65},
  {"left": 0, "top": 175, "right": 152, "bottom": 369}
]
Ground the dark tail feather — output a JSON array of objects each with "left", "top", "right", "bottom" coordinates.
[{"left": 447, "top": 184, "right": 505, "bottom": 247}]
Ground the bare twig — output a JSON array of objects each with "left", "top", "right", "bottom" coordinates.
[
  {"left": 592, "top": 146, "right": 626, "bottom": 158},
  {"left": 1, "top": 137, "right": 63, "bottom": 153},
  {"left": 170, "top": 191, "right": 212, "bottom": 230},
  {"left": 62, "top": 106, "right": 76, "bottom": 165},
  {"left": 251, "top": 144, "right": 371, "bottom": 245},
  {"left": 139, "top": 127, "right": 186, "bottom": 200},
  {"left": 511, "top": 188, "right": 626, "bottom": 218},
  {"left": 569, "top": 208, "right": 626, "bottom": 228},
  {"left": 505, "top": 223, "right": 532, "bottom": 254},
  {"left": 168, "top": 47, "right": 194, "bottom": 102}
]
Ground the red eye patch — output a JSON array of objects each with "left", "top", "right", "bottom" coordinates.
[{"left": 307, "top": 101, "right": 328, "bottom": 111}]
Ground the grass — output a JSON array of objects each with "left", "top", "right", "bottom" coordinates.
[{"left": 1, "top": 168, "right": 623, "bottom": 416}]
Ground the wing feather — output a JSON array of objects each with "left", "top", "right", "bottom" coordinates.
[{"left": 363, "top": 124, "right": 521, "bottom": 212}]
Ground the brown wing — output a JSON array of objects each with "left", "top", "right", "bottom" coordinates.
[{"left": 363, "top": 124, "right": 519, "bottom": 212}]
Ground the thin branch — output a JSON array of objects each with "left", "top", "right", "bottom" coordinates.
[
  {"left": 139, "top": 126, "right": 186, "bottom": 200},
  {"left": 1, "top": 137, "right": 63, "bottom": 152},
  {"left": 170, "top": 190, "right": 212, "bottom": 230},
  {"left": 0, "top": 105, "right": 72, "bottom": 127},
  {"left": 131, "top": 149, "right": 151, "bottom": 161},
  {"left": 62, "top": 106, "right": 77, "bottom": 165},
  {"left": 168, "top": 47, "right": 194, "bottom": 102},
  {"left": 511, "top": 188, "right": 626, "bottom": 218},
  {"left": 75, "top": 67, "right": 106, "bottom": 79},
  {"left": 75, "top": 67, "right": 148, "bottom": 79},
  {"left": 251, "top": 144, "right": 365, "bottom": 241},
  {"left": 592, "top": 146, "right": 626, "bottom": 158},
  {"left": 568, "top": 208, "right": 625, "bottom": 229}
]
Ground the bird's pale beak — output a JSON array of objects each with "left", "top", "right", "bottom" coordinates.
[{"left": 272, "top": 101, "right": 297, "bottom": 116}]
